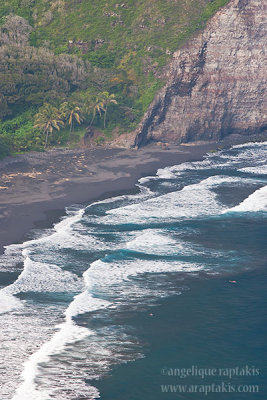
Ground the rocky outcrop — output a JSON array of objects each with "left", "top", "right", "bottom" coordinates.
[{"left": 133, "top": 0, "right": 266, "bottom": 147}]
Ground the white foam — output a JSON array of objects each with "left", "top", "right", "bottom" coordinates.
[
  {"left": 224, "top": 185, "right": 267, "bottom": 213},
  {"left": 135, "top": 183, "right": 153, "bottom": 195},
  {"left": 0, "top": 291, "right": 23, "bottom": 314},
  {"left": 232, "top": 141, "right": 267, "bottom": 149},
  {"left": 65, "top": 291, "right": 111, "bottom": 320},
  {"left": 156, "top": 168, "right": 177, "bottom": 179},
  {"left": 85, "top": 182, "right": 152, "bottom": 209},
  {"left": 125, "top": 229, "right": 225, "bottom": 258},
  {"left": 12, "top": 321, "right": 96, "bottom": 400},
  {"left": 126, "top": 229, "right": 194, "bottom": 256},
  {"left": 12, "top": 290, "right": 106, "bottom": 399},
  {"left": 127, "top": 230, "right": 176, "bottom": 253},
  {"left": 0, "top": 254, "right": 81, "bottom": 314},
  {"left": 14, "top": 208, "right": 86, "bottom": 253},
  {"left": 203, "top": 175, "right": 243, "bottom": 185},
  {"left": 0, "top": 243, "right": 24, "bottom": 272},
  {"left": 84, "top": 259, "right": 203, "bottom": 290},
  {"left": 169, "top": 159, "right": 213, "bottom": 174},
  {"left": 104, "top": 176, "right": 237, "bottom": 224},
  {"left": 138, "top": 176, "right": 156, "bottom": 184},
  {"left": 215, "top": 144, "right": 267, "bottom": 170},
  {"left": 138, "top": 160, "right": 212, "bottom": 185},
  {"left": 6, "top": 257, "right": 81, "bottom": 295},
  {"left": 54, "top": 208, "right": 85, "bottom": 234},
  {"left": 12, "top": 249, "right": 111, "bottom": 399},
  {"left": 137, "top": 142, "right": 267, "bottom": 187},
  {"left": 0, "top": 204, "right": 111, "bottom": 397},
  {"left": 239, "top": 165, "right": 267, "bottom": 175}
]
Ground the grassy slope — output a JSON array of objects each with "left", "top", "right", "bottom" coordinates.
[{"left": 0, "top": 0, "right": 229, "bottom": 151}]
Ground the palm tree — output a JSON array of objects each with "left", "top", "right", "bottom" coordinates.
[
  {"left": 100, "top": 92, "right": 118, "bottom": 128},
  {"left": 60, "top": 102, "right": 83, "bottom": 132},
  {"left": 34, "top": 103, "right": 64, "bottom": 148},
  {"left": 90, "top": 96, "right": 105, "bottom": 126}
]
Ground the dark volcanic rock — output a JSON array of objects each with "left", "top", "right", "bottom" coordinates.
[{"left": 133, "top": 0, "right": 266, "bottom": 147}]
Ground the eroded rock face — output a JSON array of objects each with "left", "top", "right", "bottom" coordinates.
[{"left": 134, "top": 0, "right": 267, "bottom": 146}]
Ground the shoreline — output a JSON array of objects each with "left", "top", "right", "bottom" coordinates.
[
  {"left": 0, "top": 142, "right": 218, "bottom": 254},
  {"left": 1, "top": 134, "right": 266, "bottom": 254}
]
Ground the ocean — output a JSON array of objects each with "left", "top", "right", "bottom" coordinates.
[{"left": 0, "top": 142, "right": 266, "bottom": 399}]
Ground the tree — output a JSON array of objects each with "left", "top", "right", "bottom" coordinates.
[
  {"left": 90, "top": 95, "right": 105, "bottom": 126},
  {"left": 60, "top": 102, "right": 83, "bottom": 132},
  {"left": 100, "top": 92, "right": 118, "bottom": 128},
  {"left": 34, "top": 103, "right": 64, "bottom": 148},
  {"left": 0, "top": 15, "right": 33, "bottom": 46},
  {"left": 0, "top": 136, "right": 11, "bottom": 159}
]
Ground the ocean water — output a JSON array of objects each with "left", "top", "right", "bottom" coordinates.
[{"left": 0, "top": 142, "right": 266, "bottom": 399}]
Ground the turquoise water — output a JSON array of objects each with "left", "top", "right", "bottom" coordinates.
[
  {"left": 97, "top": 268, "right": 267, "bottom": 399},
  {"left": 0, "top": 142, "right": 266, "bottom": 399}
]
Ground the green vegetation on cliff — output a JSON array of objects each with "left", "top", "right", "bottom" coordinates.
[{"left": 0, "top": 0, "right": 229, "bottom": 154}]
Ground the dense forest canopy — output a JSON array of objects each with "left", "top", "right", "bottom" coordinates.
[{"left": 0, "top": 0, "right": 229, "bottom": 157}]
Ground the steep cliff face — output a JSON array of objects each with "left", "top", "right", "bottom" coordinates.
[{"left": 133, "top": 0, "right": 266, "bottom": 147}]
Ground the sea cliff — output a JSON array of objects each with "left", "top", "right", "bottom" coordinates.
[{"left": 126, "top": 0, "right": 267, "bottom": 147}]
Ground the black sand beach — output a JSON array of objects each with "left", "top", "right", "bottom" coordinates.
[
  {"left": 2, "top": 132, "right": 267, "bottom": 254},
  {"left": 0, "top": 142, "right": 221, "bottom": 253}
]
